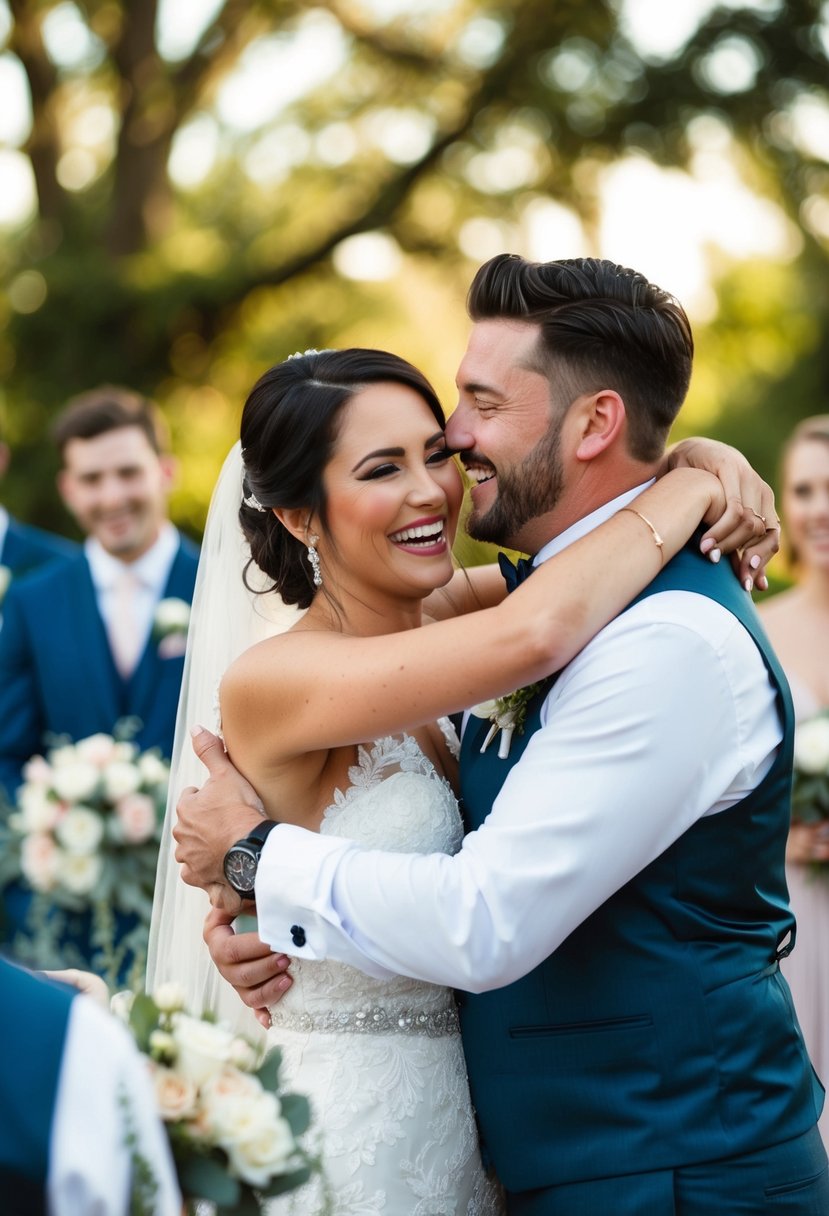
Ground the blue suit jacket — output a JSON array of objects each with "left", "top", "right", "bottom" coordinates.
[
  {"left": 1, "top": 516, "right": 77, "bottom": 578},
  {"left": 0, "top": 959, "right": 75, "bottom": 1210},
  {"left": 0, "top": 535, "right": 199, "bottom": 799}
]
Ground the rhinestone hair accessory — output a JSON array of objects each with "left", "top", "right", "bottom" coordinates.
[
  {"left": 286, "top": 348, "right": 321, "bottom": 361},
  {"left": 243, "top": 490, "right": 266, "bottom": 512}
]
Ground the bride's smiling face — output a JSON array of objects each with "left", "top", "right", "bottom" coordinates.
[{"left": 317, "top": 381, "right": 463, "bottom": 599}]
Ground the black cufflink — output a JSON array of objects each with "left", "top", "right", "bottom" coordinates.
[{"left": 290, "top": 924, "right": 306, "bottom": 948}]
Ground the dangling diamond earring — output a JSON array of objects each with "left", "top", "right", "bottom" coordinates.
[{"left": 307, "top": 534, "right": 323, "bottom": 588}]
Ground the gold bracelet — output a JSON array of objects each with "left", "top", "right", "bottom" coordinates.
[{"left": 620, "top": 507, "right": 665, "bottom": 563}]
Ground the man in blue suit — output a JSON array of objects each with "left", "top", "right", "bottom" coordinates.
[
  {"left": 0, "top": 426, "right": 77, "bottom": 601},
  {"left": 179, "top": 256, "right": 827, "bottom": 1213},
  {"left": 0, "top": 387, "right": 198, "bottom": 948}
]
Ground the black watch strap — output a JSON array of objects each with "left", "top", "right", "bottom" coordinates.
[{"left": 247, "top": 819, "right": 278, "bottom": 846}]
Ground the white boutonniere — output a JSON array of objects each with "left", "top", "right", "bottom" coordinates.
[
  {"left": 0, "top": 564, "right": 11, "bottom": 607},
  {"left": 153, "top": 597, "right": 190, "bottom": 658},
  {"left": 470, "top": 682, "right": 546, "bottom": 759}
]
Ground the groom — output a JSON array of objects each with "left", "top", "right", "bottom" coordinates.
[{"left": 176, "top": 255, "right": 827, "bottom": 1212}]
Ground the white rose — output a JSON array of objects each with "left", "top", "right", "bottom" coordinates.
[
  {"left": 16, "top": 784, "right": 60, "bottom": 833},
  {"left": 110, "top": 989, "right": 135, "bottom": 1023},
  {"left": 51, "top": 760, "right": 100, "bottom": 803},
  {"left": 794, "top": 717, "right": 829, "bottom": 776},
  {"left": 138, "top": 752, "right": 170, "bottom": 787},
  {"left": 228, "top": 1036, "right": 259, "bottom": 1073},
  {"left": 154, "top": 597, "right": 191, "bottom": 634},
  {"left": 102, "top": 760, "right": 142, "bottom": 802},
  {"left": 75, "top": 734, "right": 119, "bottom": 768},
  {"left": 55, "top": 807, "right": 105, "bottom": 855},
  {"left": 49, "top": 744, "right": 80, "bottom": 768},
  {"left": 203, "top": 1082, "right": 278, "bottom": 1145},
  {"left": 171, "top": 1014, "right": 235, "bottom": 1086},
  {"left": 153, "top": 981, "right": 186, "bottom": 1013},
  {"left": 149, "top": 1029, "right": 177, "bottom": 1062},
  {"left": 226, "top": 1115, "right": 297, "bottom": 1185},
  {"left": 149, "top": 1063, "right": 199, "bottom": 1122},
  {"left": 115, "top": 792, "right": 157, "bottom": 844},
  {"left": 469, "top": 699, "right": 499, "bottom": 719},
  {"left": 113, "top": 741, "right": 138, "bottom": 763},
  {"left": 0, "top": 565, "right": 11, "bottom": 604},
  {"left": 58, "top": 851, "right": 103, "bottom": 895},
  {"left": 21, "top": 755, "right": 52, "bottom": 787},
  {"left": 21, "top": 833, "right": 59, "bottom": 891}
]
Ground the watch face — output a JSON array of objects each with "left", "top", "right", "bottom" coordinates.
[{"left": 223, "top": 845, "right": 258, "bottom": 896}]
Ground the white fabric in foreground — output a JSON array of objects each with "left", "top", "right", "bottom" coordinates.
[
  {"left": 146, "top": 443, "right": 302, "bottom": 1034},
  {"left": 49, "top": 995, "right": 181, "bottom": 1215}
]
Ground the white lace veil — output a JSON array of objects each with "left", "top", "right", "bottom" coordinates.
[{"left": 146, "top": 442, "right": 303, "bottom": 1034}]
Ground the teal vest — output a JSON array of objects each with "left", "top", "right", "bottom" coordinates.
[
  {"left": 459, "top": 542, "right": 823, "bottom": 1193},
  {"left": 0, "top": 959, "right": 75, "bottom": 1214}
]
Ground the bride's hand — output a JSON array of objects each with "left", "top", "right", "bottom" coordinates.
[
  {"left": 174, "top": 725, "right": 265, "bottom": 893},
  {"left": 203, "top": 906, "right": 293, "bottom": 1028},
  {"left": 661, "top": 437, "right": 779, "bottom": 590}
]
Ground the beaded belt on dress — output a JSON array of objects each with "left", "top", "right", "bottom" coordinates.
[{"left": 268, "top": 1002, "right": 460, "bottom": 1037}]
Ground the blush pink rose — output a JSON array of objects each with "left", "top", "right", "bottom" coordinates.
[{"left": 115, "top": 793, "right": 157, "bottom": 843}]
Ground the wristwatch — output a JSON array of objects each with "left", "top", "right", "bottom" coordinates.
[{"left": 222, "top": 820, "right": 278, "bottom": 899}]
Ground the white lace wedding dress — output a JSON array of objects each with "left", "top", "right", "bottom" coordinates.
[{"left": 265, "top": 728, "right": 504, "bottom": 1215}]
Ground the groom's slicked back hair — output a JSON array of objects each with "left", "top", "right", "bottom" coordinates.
[
  {"left": 239, "top": 348, "right": 446, "bottom": 609},
  {"left": 467, "top": 254, "right": 694, "bottom": 461}
]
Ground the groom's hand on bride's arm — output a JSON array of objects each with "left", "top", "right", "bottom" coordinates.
[
  {"left": 174, "top": 725, "right": 265, "bottom": 892},
  {"left": 204, "top": 906, "right": 293, "bottom": 1029}
]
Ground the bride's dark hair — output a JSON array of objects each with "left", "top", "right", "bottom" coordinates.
[{"left": 239, "top": 348, "right": 446, "bottom": 608}]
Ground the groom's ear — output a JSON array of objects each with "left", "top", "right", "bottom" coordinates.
[
  {"left": 273, "top": 506, "right": 311, "bottom": 543},
  {"left": 573, "top": 390, "right": 626, "bottom": 462}
]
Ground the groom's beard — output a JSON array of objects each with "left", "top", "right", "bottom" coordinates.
[{"left": 467, "top": 418, "right": 565, "bottom": 548}]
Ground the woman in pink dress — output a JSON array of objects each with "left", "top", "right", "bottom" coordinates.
[{"left": 760, "top": 414, "right": 829, "bottom": 1145}]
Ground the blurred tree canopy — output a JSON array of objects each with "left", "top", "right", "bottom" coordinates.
[{"left": 1, "top": 0, "right": 828, "bottom": 537}]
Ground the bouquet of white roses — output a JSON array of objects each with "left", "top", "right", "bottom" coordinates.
[
  {"left": 0, "top": 729, "right": 169, "bottom": 982},
  {"left": 115, "top": 986, "right": 315, "bottom": 1215},
  {"left": 791, "top": 710, "right": 829, "bottom": 874}
]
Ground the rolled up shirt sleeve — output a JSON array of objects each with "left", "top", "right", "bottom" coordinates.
[{"left": 254, "top": 592, "right": 782, "bottom": 992}]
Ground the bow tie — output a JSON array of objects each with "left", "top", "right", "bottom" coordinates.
[{"left": 498, "top": 552, "right": 536, "bottom": 593}]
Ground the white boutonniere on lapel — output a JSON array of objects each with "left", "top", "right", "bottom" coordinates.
[
  {"left": 470, "top": 682, "right": 546, "bottom": 760},
  {"left": 153, "top": 597, "right": 191, "bottom": 659},
  {"left": 0, "top": 564, "right": 11, "bottom": 607}
]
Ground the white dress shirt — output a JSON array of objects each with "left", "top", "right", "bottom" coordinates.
[
  {"left": 86, "top": 523, "right": 179, "bottom": 659},
  {"left": 0, "top": 505, "right": 9, "bottom": 559},
  {"left": 254, "top": 487, "right": 783, "bottom": 992},
  {"left": 49, "top": 995, "right": 181, "bottom": 1215}
]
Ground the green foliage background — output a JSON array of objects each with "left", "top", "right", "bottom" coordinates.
[{"left": 2, "top": 0, "right": 828, "bottom": 582}]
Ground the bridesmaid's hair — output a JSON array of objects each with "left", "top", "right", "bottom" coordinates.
[
  {"left": 239, "top": 348, "right": 446, "bottom": 609},
  {"left": 780, "top": 414, "right": 829, "bottom": 567},
  {"left": 467, "top": 253, "right": 694, "bottom": 463}
]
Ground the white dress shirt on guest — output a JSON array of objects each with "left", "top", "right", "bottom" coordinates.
[
  {"left": 86, "top": 522, "right": 179, "bottom": 663},
  {"left": 50, "top": 994, "right": 181, "bottom": 1214},
  {"left": 253, "top": 485, "right": 783, "bottom": 993},
  {"left": 0, "top": 505, "right": 9, "bottom": 558}
]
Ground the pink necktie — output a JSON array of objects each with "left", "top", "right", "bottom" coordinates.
[{"left": 108, "top": 567, "right": 143, "bottom": 678}]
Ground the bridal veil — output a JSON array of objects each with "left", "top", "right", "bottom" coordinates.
[{"left": 146, "top": 442, "right": 302, "bottom": 1033}]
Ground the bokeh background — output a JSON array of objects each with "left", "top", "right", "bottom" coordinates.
[{"left": 1, "top": 0, "right": 827, "bottom": 573}]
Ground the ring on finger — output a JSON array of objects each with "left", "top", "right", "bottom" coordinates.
[{"left": 750, "top": 509, "right": 766, "bottom": 526}]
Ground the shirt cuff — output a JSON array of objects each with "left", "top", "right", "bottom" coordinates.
[{"left": 255, "top": 824, "right": 396, "bottom": 979}]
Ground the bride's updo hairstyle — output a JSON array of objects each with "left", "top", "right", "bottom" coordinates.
[{"left": 239, "top": 348, "right": 446, "bottom": 608}]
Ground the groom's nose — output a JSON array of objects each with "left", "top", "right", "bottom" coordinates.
[{"left": 445, "top": 403, "right": 475, "bottom": 453}]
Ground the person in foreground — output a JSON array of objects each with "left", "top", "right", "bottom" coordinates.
[
  {"left": 169, "top": 257, "right": 823, "bottom": 1214},
  {"left": 760, "top": 414, "right": 829, "bottom": 1148},
  {"left": 0, "top": 956, "right": 181, "bottom": 1215}
]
